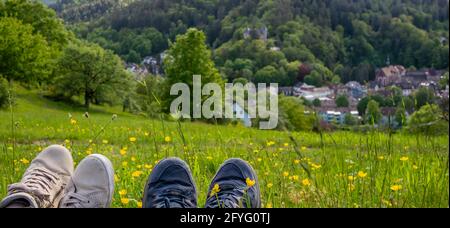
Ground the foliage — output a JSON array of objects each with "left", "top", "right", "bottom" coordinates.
[
  {"left": 0, "top": 17, "right": 53, "bottom": 82},
  {"left": 54, "top": 40, "right": 132, "bottom": 110},
  {"left": 336, "top": 95, "right": 349, "bottom": 108},
  {"left": 0, "top": 76, "right": 8, "bottom": 109},
  {"left": 278, "top": 96, "right": 315, "bottom": 131},
  {"left": 163, "top": 28, "right": 224, "bottom": 115},
  {"left": 409, "top": 104, "right": 448, "bottom": 135},
  {"left": 365, "top": 100, "right": 382, "bottom": 125}
]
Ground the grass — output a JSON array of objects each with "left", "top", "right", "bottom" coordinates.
[{"left": 0, "top": 86, "right": 448, "bottom": 208}]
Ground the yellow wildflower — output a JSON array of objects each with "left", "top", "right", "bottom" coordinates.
[
  {"left": 164, "top": 136, "right": 172, "bottom": 143},
  {"left": 132, "top": 171, "right": 143, "bottom": 178},
  {"left": 246, "top": 178, "right": 256, "bottom": 188},
  {"left": 210, "top": 184, "right": 221, "bottom": 197},
  {"left": 122, "top": 161, "right": 128, "bottom": 167},
  {"left": 70, "top": 119, "right": 77, "bottom": 125},
  {"left": 357, "top": 171, "right": 368, "bottom": 178},
  {"left": 137, "top": 202, "right": 143, "bottom": 208},
  {"left": 20, "top": 158, "right": 30, "bottom": 165},
  {"left": 120, "top": 198, "right": 130, "bottom": 205},
  {"left": 144, "top": 164, "right": 153, "bottom": 170},
  {"left": 102, "top": 140, "right": 108, "bottom": 144},
  {"left": 119, "top": 189, "right": 127, "bottom": 196},
  {"left": 302, "top": 178, "right": 311, "bottom": 186},
  {"left": 348, "top": 176, "right": 356, "bottom": 181},
  {"left": 378, "top": 156, "right": 385, "bottom": 161},
  {"left": 119, "top": 148, "right": 127, "bottom": 156},
  {"left": 390, "top": 185, "right": 403, "bottom": 191},
  {"left": 283, "top": 172, "right": 289, "bottom": 178},
  {"left": 311, "top": 163, "right": 322, "bottom": 170},
  {"left": 129, "top": 137, "right": 137, "bottom": 143},
  {"left": 413, "top": 165, "right": 419, "bottom": 170},
  {"left": 267, "top": 183, "right": 273, "bottom": 188},
  {"left": 294, "top": 159, "right": 300, "bottom": 165},
  {"left": 400, "top": 156, "right": 409, "bottom": 162}
]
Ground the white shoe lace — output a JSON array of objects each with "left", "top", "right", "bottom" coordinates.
[{"left": 8, "top": 167, "right": 62, "bottom": 207}]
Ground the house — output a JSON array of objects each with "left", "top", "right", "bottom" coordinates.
[
  {"left": 345, "top": 81, "right": 367, "bottom": 99},
  {"left": 315, "top": 107, "right": 360, "bottom": 125},
  {"left": 279, "top": 87, "right": 294, "bottom": 96},
  {"left": 375, "top": 65, "right": 406, "bottom": 87},
  {"left": 296, "top": 84, "right": 333, "bottom": 101},
  {"left": 398, "top": 80, "right": 415, "bottom": 96}
]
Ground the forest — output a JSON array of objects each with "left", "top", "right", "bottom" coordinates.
[{"left": 47, "top": 0, "right": 449, "bottom": 86}]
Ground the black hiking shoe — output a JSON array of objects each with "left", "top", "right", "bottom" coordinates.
[
  {"left": 142, "top": 158, "right": 197, "bottom": 208},
  {"left": 205, "top": 158, "right": 261, "bottom": 208}
]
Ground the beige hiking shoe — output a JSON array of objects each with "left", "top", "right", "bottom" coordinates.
[
  {"left": 60, "top": 154, "right": 115, "bottom": 208},
  {"left": 0, "top": 145, "right": 74, "bottom": 208}
]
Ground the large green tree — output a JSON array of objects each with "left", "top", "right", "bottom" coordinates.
[
  {"left": 55, "top": 40, "right": 132, "bottom": 110},
  {"left": 163, "top": 28, "right": 224, "bottom": 114},
  {"left": 0, "top": 17, "right": 52, "bottom": 82}
]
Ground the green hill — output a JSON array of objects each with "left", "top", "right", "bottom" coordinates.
[{"left": 0, "top": 86, "right": 448, "bottom": 208}]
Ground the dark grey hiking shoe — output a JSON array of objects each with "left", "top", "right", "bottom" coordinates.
[
  {"left": 205, "top": 158, "right": 261, "bottom": 208},
  {"left": 142, "top": 158, "right": 197, "bottom": 208}
]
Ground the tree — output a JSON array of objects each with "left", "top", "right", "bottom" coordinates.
[
  {"left": 336, "top": 95, "right": 349, "bottom": 107},
  {"left": 254, "top": 66, "right": 280, "bottom": 84},
  {"left": 55, "top": 40, "right": 132, "bottom": 110},
  {"left": 344, "top": 113, "right": 358, "bottom": 126},
  {"left": 409, "top": 104, "right": 448, "bottom": 135},
  {"left": 278, "top": 96, "right": 315, "bottom": 131},
  {"left": 365, "top": 100, "right": 382, "bottom": 125},
  {"left": 164, "top": 28, "right": 224, "bottom": 115},
  {"left": 0, "top": 17, "right": 52, "bottom": 83},
  {"left": 414, "top": 87, "right": 435, "bottom": 109},
  {"left": 0, "top": 76, "right": 8, "bottom": 109},
  {"left": 313, "top": 98, "right": 321, "bottom": 107}
]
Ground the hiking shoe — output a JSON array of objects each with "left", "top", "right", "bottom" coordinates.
[
  {"left": 142, "top": 158, "right": 197, "bottom": 208},
  {"left": 205, "top": 158, "right": 260, "bottom": 208},
  {"left": 0, "top": 145, "right": 74, "bottom": 208},
  {"left": 60, "top": 154, "right": 114, "bottom": 208}
]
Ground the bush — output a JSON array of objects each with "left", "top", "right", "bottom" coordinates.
[{"left": 0, "top": 77, "right": 9, "bottom": 109}]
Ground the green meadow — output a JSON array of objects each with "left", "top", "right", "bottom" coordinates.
[{"left": 0, "top": 87, "right": 448, "bottom": 208}]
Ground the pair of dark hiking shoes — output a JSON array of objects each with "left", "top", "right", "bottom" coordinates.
[{"left": 143, "top": 158, "right": 261, "bottom": 208}]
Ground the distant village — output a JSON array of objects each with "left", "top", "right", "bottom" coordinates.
[
  {"left": 125, "top": 26, "right": 448, "bottom": 128},
  {"left": 126, "top": 55, "right": 448, "bottom": 128},
  {"left": 281, "top": 65, "right": 448, "bottom": 127}
]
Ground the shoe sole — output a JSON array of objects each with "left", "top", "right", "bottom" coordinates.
[
  {"left": 142, "top": 157, "right": 197, "bottom": 208},
  {"left": 89, "top": 154, "right": 115, "bottom": 208},
  {"left": 208, "top": 158, "right": 261, "bottom": 208}
]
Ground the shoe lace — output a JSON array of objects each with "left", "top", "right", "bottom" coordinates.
[
  {"left": 8, "top": 167, "right": 61, "bottom": 206},
  {"left": 60, "top": 192, "right": 91, "bottom": 208},
  {"left": 206, "top": 182, "right": 246, "bottom": 208},
  {"left": 153, "top": 187, "right": 195, "bottom": 208}
]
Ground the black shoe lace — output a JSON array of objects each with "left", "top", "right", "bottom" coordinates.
[
  {"left": 153, "top": 187, "right": 195, "bottom": 208},
  {"left": 206, "top": 182, "right": 247, "bottom": 208}
]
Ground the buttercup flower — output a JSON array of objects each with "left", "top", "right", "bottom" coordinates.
[
  {"left": 391, "top": 185, "right": 403, "bottom": 191},
  {"left": 400, "top": 157, "right": 409, "bottom": 162},
  {"left": 246, "top": 178, "right": 256, "bottom": 188},
  {"left": 165, "top": 136, "right": 172, "bottom": 143},
  {"left": 210, "top": 184, "right": 221, "bottom": 197},
  {"left": 129, "top": 137, "right": 137, "bottom": 143},
  {"left": 302, "top": 178, "right": 311, "bottom": 186},
  {"left": 119, "top": 189, "right": 127, "bottom": 196},
  {"left": 357, "top": 171, "right": 368, "bottom": 178},
  {"left": 121, "top": 198, "right": 130, "bottom": 205}
]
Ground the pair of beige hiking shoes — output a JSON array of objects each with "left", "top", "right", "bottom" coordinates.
[{"left": 0, "top": 145, "right": 114, "bottom": 208}]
